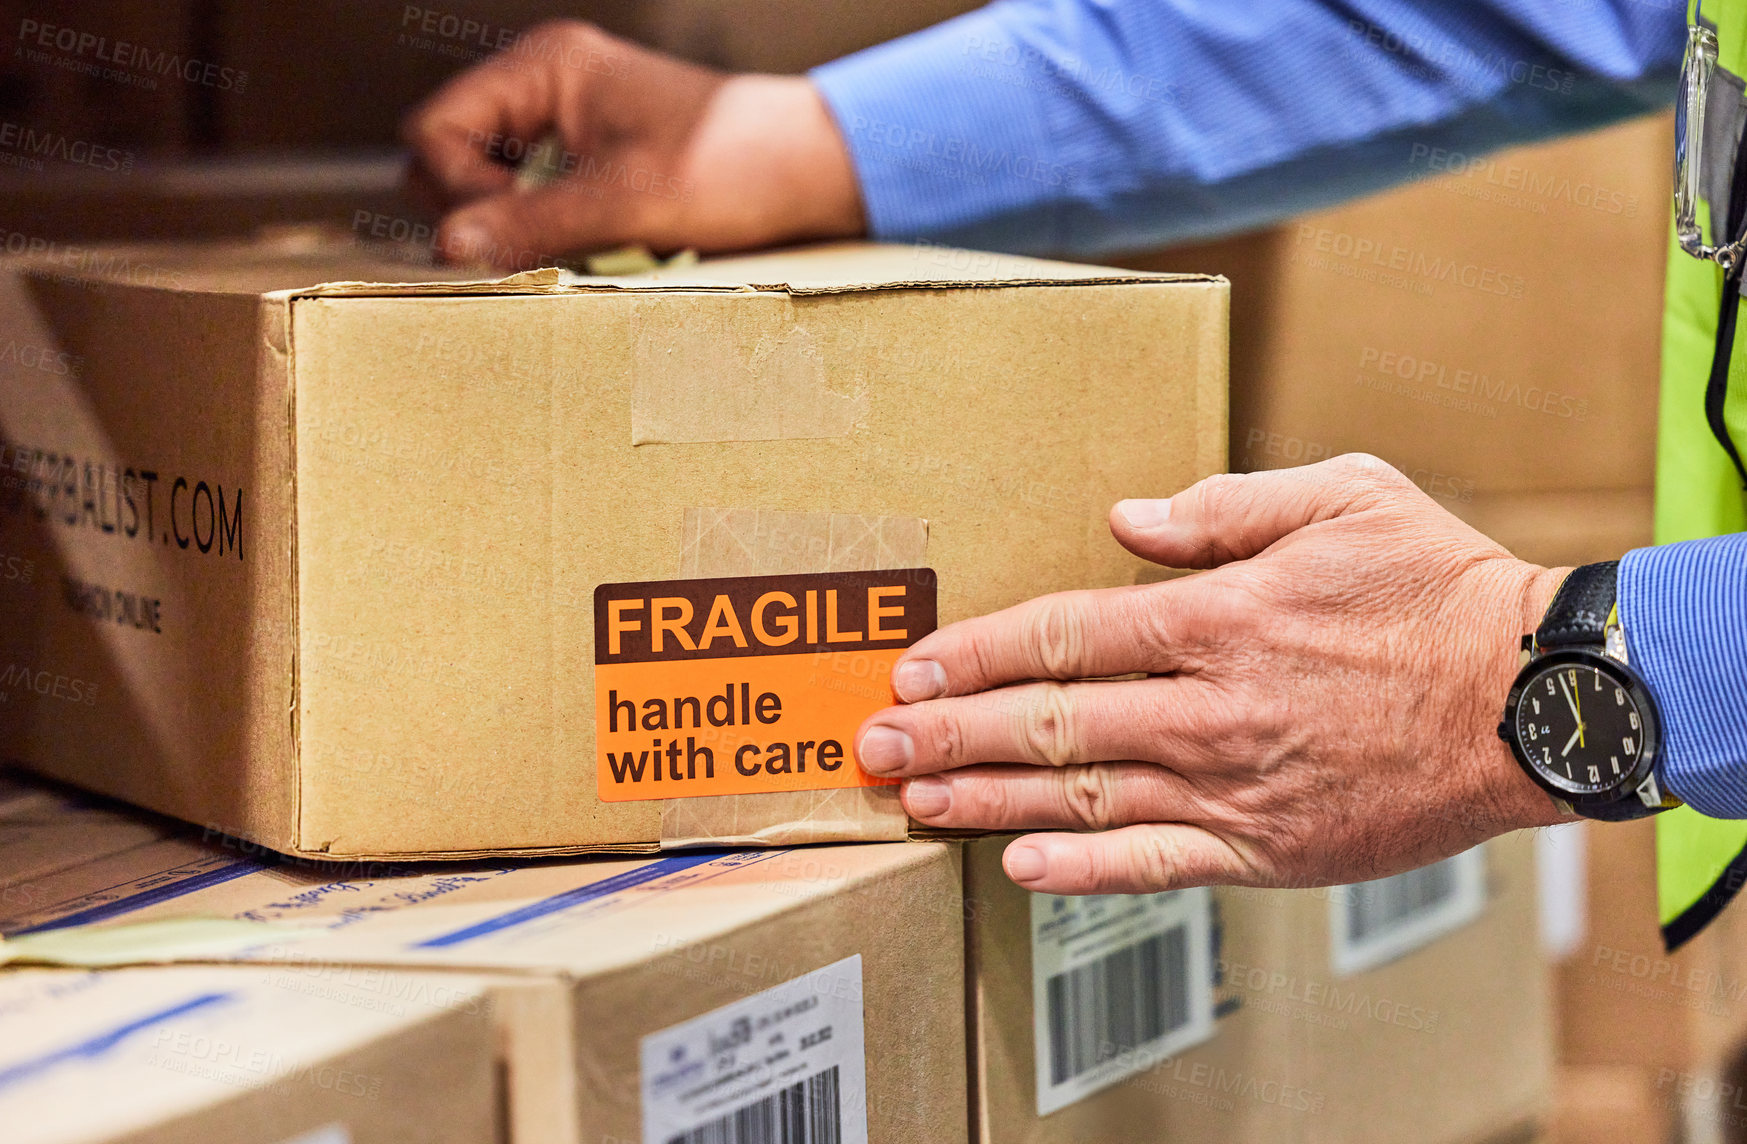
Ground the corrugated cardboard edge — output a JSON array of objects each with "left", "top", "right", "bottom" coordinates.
[
  {"left": 265, "top": 291, "right": 305, "bottom": 857},
  {"left": 267, "top": 840, "right": 663, "bottom": 861},
  {"left": 659, "top": 508, "right": 928, "bottom": 849},
  {"left": 1196, "top": 278, "right": 1232, "bottom": 480},
  {"left": 492, "top": 978, "right": 583, "bottom": 1144},
  {"left": 282, "top": 274, "right": 1210, "bottom": 299},
  {"left": 268, "top": 264, "right": 1221, "bottom": 301},
  {"left": 734, "top": 274, "right": 1210, "bottom": 295}
]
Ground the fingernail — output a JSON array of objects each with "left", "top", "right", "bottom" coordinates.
[
  {"left": 1116, "top": 498, "right": 1172, "bottom": 529},
  {"left": 903, "top": 776, "right": 950, "bottom": 818},
  {"left": 856, "top": 725, "right": 914, "bottom": 774},
  {"left": 891, "top": 659, "right": 946, "bottom": 702},
  {"left": 1005, "top": 843, "right": 1048, "bottom": 885}
]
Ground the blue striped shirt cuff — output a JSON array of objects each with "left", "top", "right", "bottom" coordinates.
[
  {"left": 810, "top": 5, "right": 1071, "bottom": 252},
  {"left": 1621, "top": 534, "right": 1747, "bottom": 818}
]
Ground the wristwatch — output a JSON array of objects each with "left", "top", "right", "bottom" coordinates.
[{"left": 1497, "top": 561, "right": 1676, "bottom": 821}]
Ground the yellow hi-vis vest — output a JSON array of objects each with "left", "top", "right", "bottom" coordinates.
[{"left": 1654, "top": 3, "right": 1747, "bottom": 950}]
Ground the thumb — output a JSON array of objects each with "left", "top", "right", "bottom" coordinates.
[
  {"left": 435, "top": 185, "right": 617, "bottom": 272},
  {"left": 1110, "top": 453, "right": 1409, "bottom": 569}
]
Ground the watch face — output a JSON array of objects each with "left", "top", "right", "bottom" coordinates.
[{"left": 1512, "top": 656, "right": 1647, "bottom": 795}]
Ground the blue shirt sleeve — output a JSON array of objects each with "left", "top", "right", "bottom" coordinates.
[
  {"left": 809, "top": 0, "right": 1683, "bottom": 255},
  {"left": 1621, "top": 535, "right": 1747, "bottom": 819}
]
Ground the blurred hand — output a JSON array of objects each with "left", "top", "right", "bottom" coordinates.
[
  {"left": 403, "top": 21, "right": 865, "bottom": 268},
  {"left": 854, "top": 454, "right": 1574, "bottom": 895}
]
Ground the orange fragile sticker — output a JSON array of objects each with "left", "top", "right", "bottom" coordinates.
[{"left": 593, "top": 569, "right": 937, "bottom": 801}]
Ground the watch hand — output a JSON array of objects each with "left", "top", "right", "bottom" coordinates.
[
  {"left": 1558, "top": 674, "right": 1582, "bottom": 727},
  {"left": 1572, "top": 672, "right": 1585, "bottom": 748},
  {"left": 1561, "top": 725, "right": 1583, "bottom": 758}
]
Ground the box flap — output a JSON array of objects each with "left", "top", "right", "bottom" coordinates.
[
  {"left": 0, "top": 796, "right": 951, "bottom": 980},
  {"left": 649, "top": 240, "right": 1214, "bottom": 293},
  {"left": 23, "top": 239, "right": 1218, "bottom": 300}
]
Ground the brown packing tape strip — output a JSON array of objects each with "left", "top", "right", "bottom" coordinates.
[
  {"left": 660, "top": 508, "right": 928, "bottom": 848},
  {"left": 676, "top": 507, "right": 927, "bottom": 579},
  {"left": 629, "top": 298, "right": 863, "bottom": 445},
  {"left": 659, "top": 785, "right": 906, "bottom": 851}
]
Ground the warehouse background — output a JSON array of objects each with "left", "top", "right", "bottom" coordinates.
[{"left": 0, "top": 2, "right": 1707, "bottom": 1141}]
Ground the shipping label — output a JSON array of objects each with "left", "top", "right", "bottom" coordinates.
[
  {"left": 1328, "top": 847, "right": 1487, "bottom": 976},
  {"left": 1030, "top": 888, "right": 1216, "bottom": 1116},
  {"left": 593, "top": 570, "right": 935, "bottom": 801},
  {"left": 640, "top": 954, "right": 867, "bottom": 1144}
]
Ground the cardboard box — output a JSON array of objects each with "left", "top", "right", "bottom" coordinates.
[
  {"left": 0, "top": 963, "right": 498, "bottom": 1144},
  {"left": 1556, "top": 818, "right": 1747, "bottom": 1143},
  {"left": 0, "top": 239, "right": 1226, "bottom": 858},
  {"left": 1552, "top": 1065, "right": 1675, "bottom": 1144},
  {"left": 963, "top": 833, "right": 1551, "bottom": 1144},
  {"left": 1108, "top": 112, "right": 1670, "bottom": 567},
  {"left": 0, "top": 782, "right": 172, "bottom": 891},
  {"left": 0, "top": 155, "right": 410, "bottom": 245},
  {"left": 0, "top": 787, "right": 969, "bottom": 1144}
]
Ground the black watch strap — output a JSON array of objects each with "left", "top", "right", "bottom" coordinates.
[
  {"left": 1535, "top": 561, "right": 1620, "bottom": 651},
  {"left": 1578, "top": 796, "right": 1666, "bottom": 822}
]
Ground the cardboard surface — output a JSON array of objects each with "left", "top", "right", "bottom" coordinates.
[
  {"left": 964, "top": 834, "right": 1551, "bottom": 1144},
  {"left": 1109, "top": 113, "right": 1669, "bottom": 553},
  {"left": 0, "top": 786, "right": 968, "bottom": 1144},
  {"left": 0, "top": 963, "right": 497, "bottom": 1144},
  {"left": 0, "top": 156, "right": 409, "bottom": 245},
  {"left": 0, "top": 784, "right": 174, "bottom": 892},
  {"left": 1552, "top": 1065, "right": 1677, "bottom": 1144},
  {"left": 0, "top": 239, "right": 1227, "bottom": 858},
  {"left": 1556, "top": 818, "right": 1747, "bottom": 1142}
]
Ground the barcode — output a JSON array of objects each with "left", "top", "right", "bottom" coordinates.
[
  {"left": 665, "top": 1065, "right": 841, "bottom": 1144},
  {"left": 1346, "top": 860, "right": 1457, "bottom": 946},
  {"left": 1044, "top": 928, "right": 1189, "bottom": 1086}
]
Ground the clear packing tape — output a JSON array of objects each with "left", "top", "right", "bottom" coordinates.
[{"left": 0, "top": 919, "right": 317, "bottom": 969}]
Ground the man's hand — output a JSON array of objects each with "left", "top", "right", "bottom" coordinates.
[
  {"left": 853, "top": 454, "right": 1574, "bottom": 895},
  {"left": 403, "top": 21, "right": 865, "bottom": 269}
]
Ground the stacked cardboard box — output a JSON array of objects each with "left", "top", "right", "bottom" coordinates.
[
  {"left": 0, "top": 156, "right": 409, "bottom": 244},
  {"left": 0, "top": 963, "right": 499, "bottom": 1144},
  {"left": 962, "top": 836, "right": 1551, "bottom": 1144},
  {"left": 1110, "top": 111, "right": 1669, "bottom": 571},
  {"left": 1106, "top": 116, "right": 1672, "bottom": 1144},
  {"left": 0, "top": 782, "right": 173, "bottom": 890},
  {"left": 2, "top": 770, "right": 1561, "bottom": 1144},
  {"left": 0, "top": 779, "right": 969, "bottom": 1144},
  {"left": 0, "top": 239, "right": 1225, "bottom": 859},
  {"left": 1553, "top": 818, "right": 1747, "bottom": 1144}
]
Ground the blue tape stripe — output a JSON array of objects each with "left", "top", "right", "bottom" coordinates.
[
  {"left": 412, "top": 852, "right": 727, "bottom": 949},
  {"left": 0, "top": 991, "right": 235, "bottom": 1094},
  {"left": 10, "top": 860, "right": 264, "bottom": 936}
]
